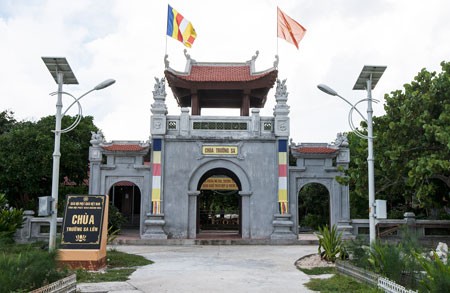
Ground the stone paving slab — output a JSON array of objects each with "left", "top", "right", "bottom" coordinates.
[
  {"left": 77, "top": 281, "right": 141, "bottom": 292},
  {"left": 77, "top": 245, "right": 318, "bottom": 293}
]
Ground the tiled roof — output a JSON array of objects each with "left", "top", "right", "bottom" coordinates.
[
  {"left": 176, "top": 65, "right": 274, "bottom": 82},
  {"left": 295, "top": 147, "right": 338, "bottom": 154},
  {"left": 102, "top": 144, "right": 146, "bottom": 152}
]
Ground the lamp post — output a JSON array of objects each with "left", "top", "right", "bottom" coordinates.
[
  {"left": 318, "top": 65, "right": 386, "bottom": 245},
  {"left": 42, "top": 57, "right": 115, "bottom": 251}
]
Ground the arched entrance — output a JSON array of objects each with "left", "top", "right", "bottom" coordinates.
[
  {"left": 196, "top": 168, "right": 242, "bottom": 237},
  {"left": 298, "top": 183, "right": 330, "bottom": 232},
  {"left": 108, "top": 181, "right": 141, "bottom": 228}
]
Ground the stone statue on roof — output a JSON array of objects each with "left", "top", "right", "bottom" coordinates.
[
  {"left": 275, "top": 79, "right": 288, "bottom": 97},
  {"left": 153, "top": 77, "right": 166, "bottom": 97},
  {"left": 90, "top": 130, "right": 104, "bottom": 146},
  {"left": 334, "top": 132, "right": 349, "bottom": 147}
]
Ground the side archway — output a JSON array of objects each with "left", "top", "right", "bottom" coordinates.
[{"left": 298, "top": 182, "right": 330, "bottom": 232}]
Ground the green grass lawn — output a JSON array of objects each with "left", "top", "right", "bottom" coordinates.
[
  {"left": 76, "top": 249, "right": 153, "bottom": 283},
  {"left": 305, "top": 274, "right": 382, "bottom": 293}
]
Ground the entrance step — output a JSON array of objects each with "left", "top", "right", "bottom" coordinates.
[{"left": 110, "top": 232, "right": 318, "bottom": 246}]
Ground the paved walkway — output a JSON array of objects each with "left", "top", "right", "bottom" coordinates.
[{"left": 78, "top": 244, "right": 319, "bottom": 293}]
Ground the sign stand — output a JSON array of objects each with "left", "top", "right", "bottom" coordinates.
[{"left": 58, "top": 194, "right": 109, "bottom": 270}]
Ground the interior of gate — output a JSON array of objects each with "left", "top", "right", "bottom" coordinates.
[{"left": 196, "top": 169, "right": 241, "bottom": 236}]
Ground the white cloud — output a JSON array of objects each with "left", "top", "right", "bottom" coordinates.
[{"left": 1, "top": 0, "right": 449, "bottom": 144}]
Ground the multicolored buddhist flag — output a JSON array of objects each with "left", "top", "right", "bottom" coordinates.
[
  {"left": 278, "top": 139, "right": 288, "bottom": 214},
  {"left": 151, "top": 139, "right": 162, "bottom": 214},
  {"left": 277, "top": 7, "right": 306, "bottom": 49},
  {"left": 167, "top": 4, "right": 197, "bottom": 48}
]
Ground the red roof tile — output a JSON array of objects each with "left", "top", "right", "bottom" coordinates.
[
  {"left": 102, "top": 144, "right": 146, "bottom": 152},
  {"left": 178, "top": 65, "right": 274, "bottom": 82},
  {"left": 295, "top": 147, "right": 338, "bottom": 154}
]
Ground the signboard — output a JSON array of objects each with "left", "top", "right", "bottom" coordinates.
[
  {"left": 60, "top": 194, "right": 107, "bottom": 250},
  {"left": 201, "top": 177, "right": 238, "bottom": 190},
  {"left": 202, "top": 145, "right": 238, "bottom": 155}
]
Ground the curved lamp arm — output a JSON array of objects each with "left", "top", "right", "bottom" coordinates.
[{"left": 50, "top": 79, "right": 115, "bottom": 134}]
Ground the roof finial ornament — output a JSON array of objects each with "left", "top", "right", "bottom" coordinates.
[
  {"left": 184, "top": 49, "right": 191, "bottom": 62},
  {"left": 252, "top": 50, "right": 259, "bottom": 61},
  {"left": 164, "top": 54, "right": 169, "bottom": 69},
  {"left": 274, "top": 55, "right": 279, "bottom": 69}
]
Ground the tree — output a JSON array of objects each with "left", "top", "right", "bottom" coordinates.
[
  {"left": 0, "top": 110, "right": 16, "bottom": 135},
  {"left": 344, "top": 61, "right": 450, "bottom": 218},
  {"left": 0, "top": 115, "right": 98, "bottom": 208}
]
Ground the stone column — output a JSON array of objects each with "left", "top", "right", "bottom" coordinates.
[
  {"left": 89, "top": 131, "right": 104, "bottom": 195},
  {"left": 239, "top": 191, "right": 252, "bottom": 239},
  {"left": 188, "top": 191, "right": 200, "bottom": 239}
]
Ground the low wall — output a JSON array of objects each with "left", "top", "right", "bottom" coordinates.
[
  {"left": 351, "top": 213, "right": 450, "bottom": 248},
  {"left": 15, "top": 210, "right": 63, "bottom": 244}
]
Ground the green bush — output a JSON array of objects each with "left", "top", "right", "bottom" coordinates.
[
  {"left": 368, "top": 235, "right": 422, "bottom": 289},
  {"left": 317, "top": 224, "right": 345, "bottom": 262},
  {"left": 108, "top": 204, "right": 127, "bottom": 231},
  {"left": 344, "top": 236, "right": 371, "bottom": 269},
  {"left": 0, "top": 193, "right": 24, "bottom": 243},
  {"left": 416, "top": 252, "right": 450, "bottom": 293},
  {"left": 0, "top": 243, "right": 67, "bottom": 292}
]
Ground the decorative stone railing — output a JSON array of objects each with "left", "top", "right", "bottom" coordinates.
[
  {"left": 14, "top": 210, "right": 63, "bottom": 243},
  {"left": 165, "top": 109, "right": 275, "bottom": 138},
  {"left": 351, "top": 213, "right": 450, "bottom": 248}
]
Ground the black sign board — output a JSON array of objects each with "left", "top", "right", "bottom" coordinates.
[{"left": 60, "top": 195, "right": 106, "bottom": 249}]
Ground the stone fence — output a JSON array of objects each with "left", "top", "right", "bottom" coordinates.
[
  {"left": 351, "top": 212, "right": 450, "bottom": 248},
  {"left": 15, "top": 210, "right": 63, "bottom": 244}
]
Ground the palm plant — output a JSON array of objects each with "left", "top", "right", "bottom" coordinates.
[{"left": 317, "top": 224, "right": 344, "bottom": 262}]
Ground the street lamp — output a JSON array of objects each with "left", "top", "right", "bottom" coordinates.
[
  {"left": 318, "top": 65, "right": 386, "bottom": 245},
  {"left": 42, "top": 57, "right": 115, "bottom": 251}
]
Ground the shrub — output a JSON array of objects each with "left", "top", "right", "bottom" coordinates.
[
  {"left": 368, "top": 236, "right": 422, "bottom": 289},
  {"left": 317, "top": 224, "right": 345, "bottom": 262},
  {"left": 416, "top": 251, "right": 450, "bottom": 293},
  {"left": 344, "top": 236, "right": 371, "bottom": 269},
  {"left": 108, "top": 203, "right": 127, "bottom": 231},
  {"left": 0, "top": 243, "right": 67, "bottom": 292},
  {"left": 0, "top": 193, "right": 24, "bottom": 243}
]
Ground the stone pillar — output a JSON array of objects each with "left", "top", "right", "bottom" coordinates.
[
  {"left": 335, "top": 133, "right": 352, "bottom": 238},
  {"left": 15, "top": 210, "right": 35, "bottom": 243},
  {"left": 239, "top": 191, "right": 252, "bottom": 239},
  {"left": 188, "top": 191, "right": 200, "bottom": 238},
  {"left": 251, "top": 109, "right": 260, "bottom": 136},
  {"left": 180, "top": 107, "right": 190, "bottom": 136},
  {"left": 89, "top": 131, "right": 104, "bottom": 195},
  {"left": 150, "top": 77, "right": 168, "bottom": 136}
]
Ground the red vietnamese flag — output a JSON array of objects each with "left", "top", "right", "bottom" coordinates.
[{"left": 277, "top": 7, "right": 307, "bottom": 49}]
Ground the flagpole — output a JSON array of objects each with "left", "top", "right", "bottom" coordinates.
[
  {"left": 165, "top": 3, "right": 168, "bottom": 56},
  {"left": 276, "top": 6, "right": 278, "bottom": 58}
]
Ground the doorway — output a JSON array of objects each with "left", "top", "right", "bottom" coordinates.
[
  {"left": 298, "top": 183, "right": 330, "bottom": 232},
  {"left": 196, "top": 169, "right": 242, "bottom": 238},
  {"left": 109, "top": 181, "right": 141, "bottom": 228}
]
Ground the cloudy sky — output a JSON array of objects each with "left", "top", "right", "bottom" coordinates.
[{"left": 1, "top": 0, "right": 449, "bottom": 144}]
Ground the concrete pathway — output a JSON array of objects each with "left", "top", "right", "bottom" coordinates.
[{"left": 78, "top": 245, "right": 318, "bottom": 293}]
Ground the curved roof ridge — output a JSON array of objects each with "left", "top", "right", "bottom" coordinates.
[{"left": 164, "top": 50, "right": 278, "bottom": 77}]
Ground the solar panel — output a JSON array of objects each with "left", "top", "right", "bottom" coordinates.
[{"left": 42, "top": 57, "right": 79, "bottom": 85}]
